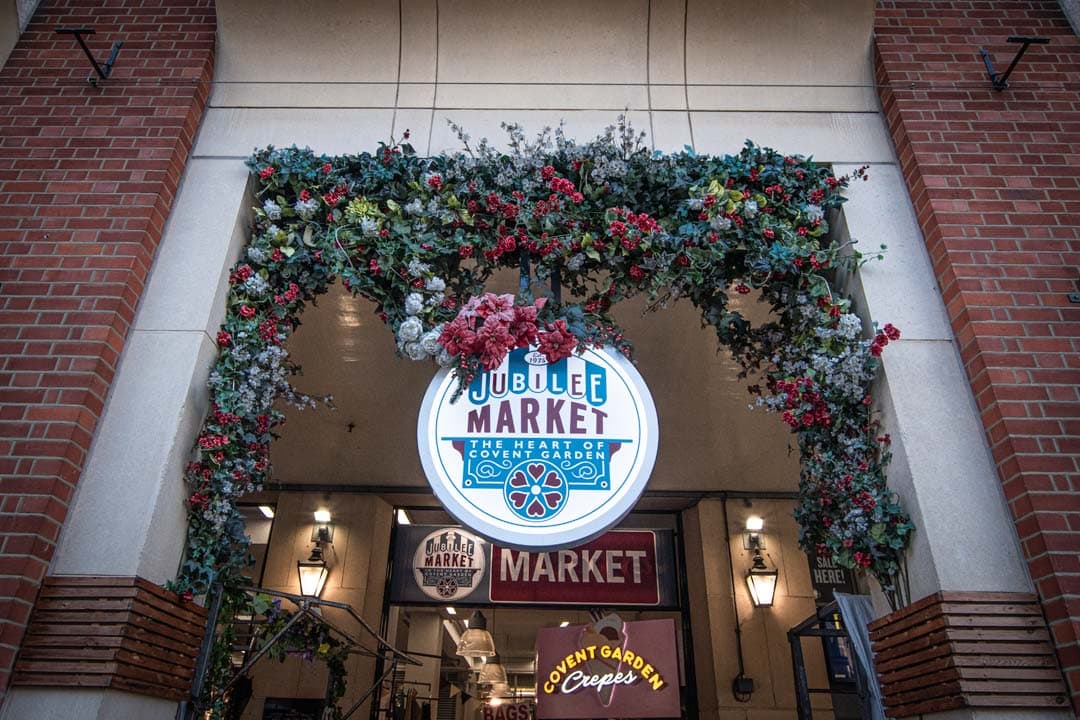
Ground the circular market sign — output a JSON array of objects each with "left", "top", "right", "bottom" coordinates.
[
  {"left": 418, "top": 347, "right": 658, "bottom": 548},
  {"left": 412, "top": 527, "right": 486, "bottom": 601}
]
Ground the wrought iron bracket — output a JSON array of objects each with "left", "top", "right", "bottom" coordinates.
[
  {"left": 980, "top": 35, "right": 1049, "bottom": 91},
  {"left": 55, "top": 28, "right": 123, "bottom": 87}
]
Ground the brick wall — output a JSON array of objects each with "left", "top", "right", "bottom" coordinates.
[
  {"left": 0, "top": 0, "right": 214, "bottom": 694},
  {"left": 874, "top": 0, "right": 1080, "bottom": 707}
]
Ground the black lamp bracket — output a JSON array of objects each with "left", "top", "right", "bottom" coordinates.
[
  {"left": 56, "top": 28, "right": 123, "bottom": 87},
  {"left": 980, "top": 35, "right": 1050, "bottom": 91}
]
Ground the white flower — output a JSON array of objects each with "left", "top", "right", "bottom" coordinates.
[
  {"left": 427, "top": 292, "right": 445, "bottom": 307},
  {"left": 360, "top": 217, "right": 379, "bottom": 237},
  {"left": 405, "top": 293, "right": 425, "bottom": 316},
  {"left": 404, "top": 198, "right": 424, "bottom": 215},
  {"left": 436, "top": 349, "right": 456, "bottom": 367},
  {"left": 687, "top": 198, "right": 704, "bottom": 211},
  {"left": 243, "top": 274, "right": 269, "bottom": 296},
  {"left": 398, "top": 316, "right": 423, "bottom": 342},
  {"left": 566, "top": 254, "right": 585, "bottom": 271},
  {"left": 426, "top": 276, "right": 446, "bottom": 292},
  {"left": 710, "top": 216, "right": 732, "bottom": 231},
  {"left": 405, "top": 341, "right": 429, "bottom": 361},
  {"left": 420, "top": 327, "right": 443, "bottom": 355},
  {"left": 407, "top": 258, "right": 430, "bottom": 277},
  {"left": 294, "top": 198, "right": 319, "bottom": 221},
  {"left": 743, "top": 200, "right": 759, "bottom": 218},
  {"left": 262, "top": 199, "right": 282, "bottom": 220},
  {"left": 805, "top": 204, "right": 824, "bottom": 223}
]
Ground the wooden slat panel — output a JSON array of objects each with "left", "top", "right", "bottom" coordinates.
[
  {"left": 868, "top": 592, "right": 1038, "bottom": 634},
  {"left": 12, "top": 575, "right": 208, "bottom": 703},
  {"left": 870, "top": 590, "right": 1067, "bottom": 718}
]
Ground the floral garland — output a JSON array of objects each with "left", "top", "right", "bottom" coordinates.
[{"left": 171, "top": 120, "right": 914, "bottom": 619}]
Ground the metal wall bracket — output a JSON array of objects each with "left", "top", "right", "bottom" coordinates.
[
  {"left": 56, "top": 28, "right": 123, "bottom": 87},
  {"left": 980, "top": 35, "right": 1049, "bottom": 91}
]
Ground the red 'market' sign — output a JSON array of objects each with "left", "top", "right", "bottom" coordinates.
[{"left": 490, "top": 530, "right": 659, "bottom": 605}]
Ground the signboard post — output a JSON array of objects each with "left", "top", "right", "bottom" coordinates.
[{"left": 418, "top": 347, "right": 658, "bottom": 549}]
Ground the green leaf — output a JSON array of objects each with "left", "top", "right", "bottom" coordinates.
[
  {"left": 302, "top": 225, "right": 315, "bottom": 247},
  {"left": 281, "top": 246, "right": 296, "bottom": 258},
  {"left": 250, "top": 593, "right": 272, "bottom": 615}
]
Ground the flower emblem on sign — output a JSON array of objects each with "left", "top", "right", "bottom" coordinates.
[{"left": 506, "top": 462, "right": 567, "bottom": 521}]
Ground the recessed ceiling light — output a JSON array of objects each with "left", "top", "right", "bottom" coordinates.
[
  {"left": 559, "top": 621, "right": 570, "bottom": 628},
  {"left": 258, "top": 505, "right": 275, "bottom": 519},
  {"left": 446, "top": 607, "right": 457, "bottom": 616},
  {"left": 314, "top": 509, "right": 331, "bottom": 523}
]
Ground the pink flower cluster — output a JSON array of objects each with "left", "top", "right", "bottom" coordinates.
[{"left": 438, "top": 293, "right": 580, "bottom": 370}]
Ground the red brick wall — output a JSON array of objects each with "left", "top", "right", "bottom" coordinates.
[
  {"left": 874, "top": 0, "right": 1080, "bottom": 707},
  {"left": 0, "top": 0, "right": 214, "bottom": 694}
]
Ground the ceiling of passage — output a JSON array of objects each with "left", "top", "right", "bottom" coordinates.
[{"left": 270, "top": 278, "right": 802, "bottom": 496}]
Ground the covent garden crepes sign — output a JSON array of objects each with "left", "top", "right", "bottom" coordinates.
[{"left": 418, "top": 346, "right": 658, "bottom": 548}]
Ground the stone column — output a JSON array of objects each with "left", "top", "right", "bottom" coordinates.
[
  {"left": 835, "top": 163, "right": 1071, "bottom": 718},
  {"left": 1, "top": 161, "right": 251, "bottom": 720}
]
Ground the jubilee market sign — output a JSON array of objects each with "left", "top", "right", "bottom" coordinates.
[{"left": 418, "top": 346, "right": 658, "bottom": 548}]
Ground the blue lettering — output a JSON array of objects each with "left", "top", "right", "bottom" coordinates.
[{"left": 586, "top": 362, "right": 607, "bottom": 405}]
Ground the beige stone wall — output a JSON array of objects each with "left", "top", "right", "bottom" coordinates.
[{"left": 684, "top": 499, "right": 835, "bottom": 719}]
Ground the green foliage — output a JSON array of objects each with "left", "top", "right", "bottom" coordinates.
[{"left": 173, "top": 122, "right": 913, "bottom": 662}]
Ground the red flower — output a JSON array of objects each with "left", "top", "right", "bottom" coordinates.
[
  {"left": 459, "top": 244, "right": 474, "bottom": 259},
  {"left": 216, "top": 330, "right": 232, "bottom": 347},
  {"left": 628, "top": 266, "right": 646, "bottom": 282},
  {"left": 677, "top": 255, "right": 690, "bottom": 267},
  {"left": 541, "top": 165, "right": 555, "bottom": 181},
  {"left": 181, "top": 589, "right": 194, "bottom": 603},
  {"left": 883, "top": 323, "right": 901, "bottom": 341},
  {"left": 321, "top": 163, "right": 332, "bottom": 174},
  {"left": 258, "top": 166, "right": 275, "bottom": 179},
  {"left": 537, "top": 320, "right": 578, "bottom": 364},
  {"left": 734, "top": 284, "right": 751, "bottom": 294},
  {"left": 763, "top": 228, "right": 775, "bottom": 239},
  {"left": 427, "top": 174, "right": 443, "bottom": 190},
  {"left": 369, "top": 258, "right": 382, "bottom": 276},
  {"left": 238, "top": 305, "right": 256, "bottom": 318}
]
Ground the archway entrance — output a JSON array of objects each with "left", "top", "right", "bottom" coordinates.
[{"left": 179, "top": 128, "right": 908, "bottom": 719}]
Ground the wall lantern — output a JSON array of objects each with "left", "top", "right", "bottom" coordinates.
[
  {"left": 746, "top": 550, "right": 778, "bottom": 608},
  {"left": 457, "top": 609, "right": 496, "bottom": 658},
  {"left": 298, "top": 509, "right": 333, "bottom": 598},
  {"left": 297, "top": 544, "right": 329, "bottom": 598},
  {"left": 477, "top": 653, "right": 508, "bottom": 685}
]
